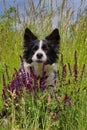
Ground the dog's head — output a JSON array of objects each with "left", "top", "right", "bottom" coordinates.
[{"left": 23, "top": 28, "right": 60, "bottom": 64}]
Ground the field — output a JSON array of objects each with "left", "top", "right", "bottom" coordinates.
[{"left": 0, "top": 0, "right": 87, "bottom": 130}]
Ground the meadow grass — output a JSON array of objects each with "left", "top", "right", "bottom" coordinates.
[{"left": 0, "top": 0, "right": 87, "bottom": 130}]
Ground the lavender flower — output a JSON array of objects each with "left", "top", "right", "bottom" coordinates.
[
  {"left": 64, "top": 94, "right": 72, "bottom": 109},
  {"left": 1, "top": 51, "right": 86, "bottom": 121},
  {"left": 2, "top": 60, "right": 48, "bottom": 101}
]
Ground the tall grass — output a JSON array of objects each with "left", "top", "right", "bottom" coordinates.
[{"left": 0, "top": 0, "right": 87, "bottom": 130}]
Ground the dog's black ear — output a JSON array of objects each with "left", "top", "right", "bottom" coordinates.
[
  {"left": 45, "top": 28, "right": 60, "bottom": 52},
  {"left": 45, "top": 28, "right": 60, "bottom": 41},
  {"left": 24, "top": 28, "right": 37, "bottom": 47}
]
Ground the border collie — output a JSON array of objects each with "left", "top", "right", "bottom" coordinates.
[
  {"left": 0, "top": 28, "right": 60, "bottom": 119},
  {"left": 23, "top": 28, "right": 60, "bottom": 87}
]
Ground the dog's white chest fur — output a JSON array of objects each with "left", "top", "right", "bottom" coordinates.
[{"left": 23, "top": 62, "right": 57, "bottom": 87}]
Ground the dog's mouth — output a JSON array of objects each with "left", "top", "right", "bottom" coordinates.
[
  {"left": 37, "top": 60, "right": 42, "bottom": 63},
  {"left": 35, "top": 59, "right": 46, "bottom": 64}
]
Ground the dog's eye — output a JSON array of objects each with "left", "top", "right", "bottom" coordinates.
[
  {"left": 42, "top": 45, "right": 47, "bottom": 50},
  {"left": 33, "top": 46, "right": 38, "bottom": 51}
]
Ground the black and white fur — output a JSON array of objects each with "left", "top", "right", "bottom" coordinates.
[
  {"left": 23, "top": 28, "right": 60, "bottom": 87},
  {"left": 0, "top": 29, "right": 60, "bottom": 119}
]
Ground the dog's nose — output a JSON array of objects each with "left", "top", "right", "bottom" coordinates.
[{"left": 37, "top": 53, "right": 43, "bottom": 59}]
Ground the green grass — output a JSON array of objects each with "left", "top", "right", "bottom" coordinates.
[{"left": 0, "top": 0, "right": 87, "bottom": 130}]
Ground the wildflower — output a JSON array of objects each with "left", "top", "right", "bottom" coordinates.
[
  {"left": 64, "top": 94, "right": 72, "bottom": 109},
  {"left": 2, "top": 60, "right": 47, "bottom": 101}
]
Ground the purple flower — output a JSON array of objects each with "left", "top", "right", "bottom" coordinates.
[
  {"left": 2, "top": 59, "right": 48, "bottom": 102},
  {"left": 73, "top": 63, "right": 78, "bottom": 81},
  {"left": 64, "top": 94, "right": 72, "bottom": 109}
]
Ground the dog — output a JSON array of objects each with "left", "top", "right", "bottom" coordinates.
[
  {"left": 0, "top": 28, "right": 60, "bottom": 119},
  {"left": 23, "top": 28, "right": 60, "bottom": 87}
]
